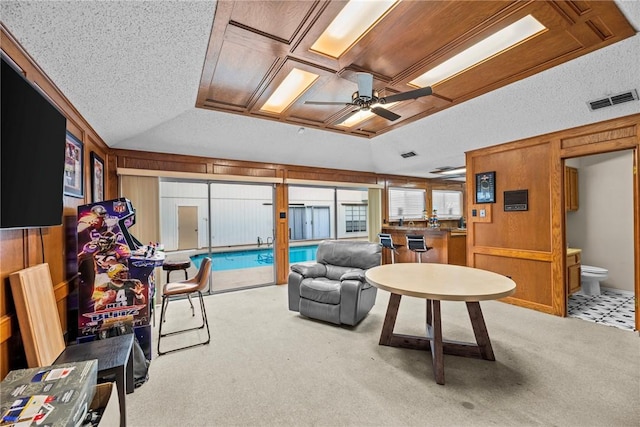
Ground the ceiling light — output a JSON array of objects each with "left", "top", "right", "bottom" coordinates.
[
  {"left": 336, "top": 102, "right": 399, "bottom": 128},
  {"left": 311, "top": 0, "right": 398, "bottom": 59},
  {"left": 260, "top": 68, "right": 319, "bottom": 114},
  {"left": 409, "top": 15, "right": 546, "bottom": 88}
]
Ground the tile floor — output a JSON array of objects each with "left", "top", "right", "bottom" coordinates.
[{"left": 568, "top": 287, "right": 636, "bottom": 331}]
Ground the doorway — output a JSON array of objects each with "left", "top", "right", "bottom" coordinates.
[
  {"left": 177, "top": 206, "right": 199, "bottom": 250},
  {"left": 564, "top": 150, "right": 636, "bottom": 331}
]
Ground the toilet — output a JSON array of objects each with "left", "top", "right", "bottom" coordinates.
[{"left": 580, "top": 265, "right": 609, "bottom": 296}]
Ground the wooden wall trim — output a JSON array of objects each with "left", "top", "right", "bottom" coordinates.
[
  {"left": 560, "top": 124, "right": 637, "bottom": 149},
  {"left": 561, "top": 136, "right": 637, "bottom": 158},
  {"left": 472, "top": 247, "right": 554, "bottom": 262},
  {"left": 275, "top": 183, "right": 289, "bottom": 285},
  {"left": 0, "top": 315, "right": 12, "bottom": 345},
  {"left": 285, "top": 178, "right": 383, "bottom": 189},
  {"left": 53, "top": 281, "right": 69, "bottom": 302},
  {"left": 117, "top": 167, "right": 283, "bottom": 183},
  {"left": 500, "top": 297, "right": 556, "bottom": 315},
  {"left": 113, "top": 148, "right": 383, "bottom": 186}
]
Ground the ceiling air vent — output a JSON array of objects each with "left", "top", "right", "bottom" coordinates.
[
  {"left": 401, "top": 151, "right": 417, "bottom": 158},
  {"left": 588, "top": 89, "right": 638, "bottom": 111}
]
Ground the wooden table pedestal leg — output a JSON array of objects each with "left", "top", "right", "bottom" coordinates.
[
  {"left": 379, "top": 293, "right": 402, "bottom": 345},
  {"left": 426, "top": 299, "right": 444, "bottom": 384},
  {"left": 466, "top": 301, "right": 495, "bottom": 361}
]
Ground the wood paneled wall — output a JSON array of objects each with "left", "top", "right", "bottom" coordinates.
[
  {"left": 466, "top": 113, "right": 640, "bottom": 330},
  {"left": 0, "top": 26, "right": 112, "bottom": 378}
]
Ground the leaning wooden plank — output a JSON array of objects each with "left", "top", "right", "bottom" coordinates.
[{"left": 9, "top": 263, "right": 65, "bottom": 367}]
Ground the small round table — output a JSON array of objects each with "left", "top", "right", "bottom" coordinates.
[
  {"left": 365, "top": 263, "right": 516, "bottom": 385},
  {"left": 162, "top": 260, "right": 191, "bottom": 283}
]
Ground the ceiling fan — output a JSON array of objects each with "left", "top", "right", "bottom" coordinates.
[{"left": 305, "top": 72, "right": 433, "bottom": 123}]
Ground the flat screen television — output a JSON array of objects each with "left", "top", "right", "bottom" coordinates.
[{"left": 1, "top": 56, "right": 67, "bottom": 229}]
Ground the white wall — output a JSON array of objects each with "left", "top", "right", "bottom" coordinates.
[
  {"left": 566, "top": 151, "right": 634, "bottom": 292},
  {"left": 160, "top": 181, "right": 208, "bottom": 250},
  {"left": 160, "top": 181, "right": 274, "bottom": 250},
  {"left": 286, "top": 186, "right": 369, "bottom": 240},
  {"left": 161, "top": 182, "right": 369, "bottom": 251}
]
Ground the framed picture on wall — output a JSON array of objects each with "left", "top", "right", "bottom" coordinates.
[
  {"left": 475, "top": 171, "right": 496, "bottom": 203},
  {"left": 90, "top": 152, "right": 105, "bottom": 203},
  {"left": 64, "top": 131, "right": 84, "bottom": 198}
]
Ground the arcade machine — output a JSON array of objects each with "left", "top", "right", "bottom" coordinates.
[{"left": 76, "top": 197, "right": 164, "bottom": 360}]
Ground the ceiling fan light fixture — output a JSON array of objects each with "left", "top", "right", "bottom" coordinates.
[
  {"left": 409, "top": 14, "right": 546, "bottom": 88},
  {"left": 260, "top": 68, "right": 319, "bottom": 114},
  {"left": 311, "top": 0, "right": 398, "bottom": 59}
]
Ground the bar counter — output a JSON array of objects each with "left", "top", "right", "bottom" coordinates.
[{"left": 381, "top": 226, "right": 467, "bottom": 265}]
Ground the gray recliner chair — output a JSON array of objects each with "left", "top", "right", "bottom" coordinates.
[{"left": 288, "top": 240, "right": 381, "bottom": 326}]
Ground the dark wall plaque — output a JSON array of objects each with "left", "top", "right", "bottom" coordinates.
[{"left": 504, "top": 190, "right": 528, "bottom": 211}]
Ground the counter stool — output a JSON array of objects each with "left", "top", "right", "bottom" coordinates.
[
  {"left": 161, "top": 260, "right": 193, "bottom": 321},
  {"left": 163, "top": 259, "right": 191, "bottom": 282},
  {"left": 406, "top": 234, "right": 431, "bottom": 263},
  {"left": 378, "top": 233, "right": 403, "bottom": 264}
]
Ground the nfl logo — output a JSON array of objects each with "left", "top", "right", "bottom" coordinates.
[{"left": 113, "top": 201, "right": 126, "bottom": 213}]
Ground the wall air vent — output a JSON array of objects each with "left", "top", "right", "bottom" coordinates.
[
  {"left": 588, "top": 89, "right": 638, "bottom": 111},
  {"left": 401, "top": 151, "right": 417, "bottom": 158}
]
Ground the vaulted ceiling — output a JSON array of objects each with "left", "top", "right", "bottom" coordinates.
[{"left": 1, "top": 1, "right": 639, "bottom": 178}]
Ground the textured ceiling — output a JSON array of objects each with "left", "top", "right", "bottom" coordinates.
[{"left": 1, "top": 1, "right": 639, "bottom": 178}]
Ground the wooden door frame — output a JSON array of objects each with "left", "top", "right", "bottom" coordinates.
[{"left": 558, "top": 118, "right": 639, "bottom": 332}]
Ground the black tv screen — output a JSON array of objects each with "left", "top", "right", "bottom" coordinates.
[{"left": 1, "top": 56, "right": 67, "bottom": 229}]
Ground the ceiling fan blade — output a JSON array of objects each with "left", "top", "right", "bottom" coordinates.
[
  {"left": 381, "top": 86, "right": 433, "bottom": 103},
  {"left": 371, "top": 106, "right": 401, "bottom": 121},
  {"left": 305, "top": 101, "right": 353, "bottom": 106},
  {"left": 334, "top": 109, "right": 360, "bottom": 125},
  {"left": 356, "top": 73, "right": 374, "bottom": 99}
]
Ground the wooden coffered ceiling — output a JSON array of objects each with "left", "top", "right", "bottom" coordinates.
[{"left": 196, "top": 1, "right": 635, "bottom": 138}]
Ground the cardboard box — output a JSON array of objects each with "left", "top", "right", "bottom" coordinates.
[
  {"left": 88, "top": 383, "right": 119, "bottom": 426},
  {"left": 0, "top": 360, "right": 97, "bottom": 426}
]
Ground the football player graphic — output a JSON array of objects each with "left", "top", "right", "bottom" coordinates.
[
  {"left": 94, "top": 263, "right": 146, "bottom": 311},
  {"left": 77, "top": 204, "right": 118, "bottom": 238},
  {"left": 79, "top": 231, "right": 131, "bottom": 274}
]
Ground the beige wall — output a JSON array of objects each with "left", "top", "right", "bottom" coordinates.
[{"left": 566, "top": 151, "right": 634, "bottom": 292}]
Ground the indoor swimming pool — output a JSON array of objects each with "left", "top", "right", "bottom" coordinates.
[{"left": 190, "top": 244, "right": 318, "bottom": 271}]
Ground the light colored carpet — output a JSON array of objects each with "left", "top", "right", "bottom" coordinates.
[{"left": 129, "top": 285, "right": 639, "bottom": 427}]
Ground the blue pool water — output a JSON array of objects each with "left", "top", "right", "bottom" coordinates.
[{"left": 191, "top": 245, "right": 317, "bottom": 271}]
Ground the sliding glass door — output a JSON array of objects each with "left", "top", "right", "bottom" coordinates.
[
  {"left": 159, "top": 179, "right": 275, "bottom": 293},
  {"left": 208, "top": 182, "right": 275, "bottom": 292}
]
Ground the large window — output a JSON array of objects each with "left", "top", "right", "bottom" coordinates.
[
  {"left": 432, "top": 190, "right": 463, "bottom": 219},
  {"left": 345, "top": 205, "right": 367, "bottom": 233},
  {"left": 388, "top": 187, "right": 426, "bottom": 220}
]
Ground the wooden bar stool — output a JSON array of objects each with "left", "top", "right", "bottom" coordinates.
[{"left": 406, "top": 234, "right": 431, "bottom": 263}]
